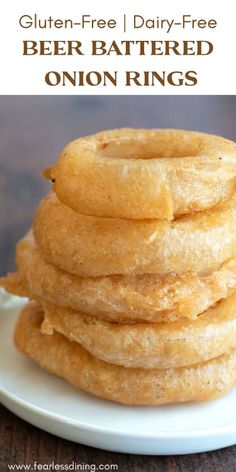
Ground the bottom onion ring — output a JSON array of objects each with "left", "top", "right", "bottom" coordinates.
[
  {"left": 41, "top": 292, "right": 236, "bottom": 369},
  {"left": 2, "top": 232, "right": 236, "bottom": 322},
  {"left": 15, "top": 302, "right": 236, "bottom": 406}
]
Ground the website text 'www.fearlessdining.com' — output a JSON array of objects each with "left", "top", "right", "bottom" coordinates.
[{"left": 7, "top": 462, "right": 119, "bottom": 471}]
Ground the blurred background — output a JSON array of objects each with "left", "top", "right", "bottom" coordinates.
[{"left": 0, "top": 95, "right": 236, "bottom": 275}]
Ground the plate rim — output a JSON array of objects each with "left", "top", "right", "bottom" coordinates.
[{"left": 1, "top": 383, "right": 236, "bottom": 440}]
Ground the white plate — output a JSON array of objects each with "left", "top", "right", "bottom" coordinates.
[{"left": 1, "top": 297, "right": 236, "bottom": 455}]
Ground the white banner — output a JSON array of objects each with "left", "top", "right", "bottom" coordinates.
[{"left": 0, "top": 0, "right": 235, "bottom": 94}]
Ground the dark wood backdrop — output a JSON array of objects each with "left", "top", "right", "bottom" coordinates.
[{"left": 0, "top": 96, "right": 236, "bottom": 471}]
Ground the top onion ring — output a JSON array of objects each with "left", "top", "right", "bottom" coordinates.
[{"left": 44, "top": 129, "right": 236, "bottom": 220}]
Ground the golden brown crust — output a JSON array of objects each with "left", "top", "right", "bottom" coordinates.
[
  {"left": 33, "top": 192, "right": 236, "bottom": 277},
  {"left": 41, "top": 291, "right": 236, "bottom": 369},
  {"left": 15, "top": 302, "right": 236, "bottom": 406},
  {"left": 2, "top": 232, "right": 236, "bottom": 321},
  {"left": 45, "top": 129, "right": 236, "bottom": 220}
]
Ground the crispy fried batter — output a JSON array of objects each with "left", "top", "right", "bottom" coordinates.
[
  {"left": 15, "top": 302, "right": 236, "bottom": 405},
  {"left": 41, "top": 291, "right": 236, "bottom": 369},
  {"left": 44, "top": 129, "right": 236, "bottom": 220},
  {"left": 33, "top": 192, "right": 236, "bottom": 277},
  {"left": 2, "top": 233, "right": 236, "bottom": 321}
]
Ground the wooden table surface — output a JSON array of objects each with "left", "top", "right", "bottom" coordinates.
[{"left": 0, "top": 96, "right": 236, "bottom": 471}]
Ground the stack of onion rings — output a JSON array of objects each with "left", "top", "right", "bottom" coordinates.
[{"left": 2, "top": 128, "right": 236, "bottom": 406}]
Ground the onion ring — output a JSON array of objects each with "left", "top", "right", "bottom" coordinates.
[
  {"left": 41, "top": 291, "right": 236, "bottom": 369},
  {"left": 33, "top": 192, "right": 236, "bottom": 277},
  {"left": 15, "top": 302, "right": 236, "bottom": 405},
  {"left": 44, "top": 129, "right": 236, "bottom": 220},
  {"left": 2, "top": 232, "right": 236, "bottom": 322}
]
